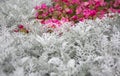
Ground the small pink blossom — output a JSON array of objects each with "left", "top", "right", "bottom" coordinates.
[
  {"left": 83, "top": 9, "right": 90, "bottom": 18},
  {"left": 14, "top": 29, "right": 19, "bottom": 32},
  {"left": 52, "top": 19, "right": 60, "bottom": 23},
  {"left": 42, "top": 13, "right": 48, "bottom": 17},
  {"left": 71, "top": 15, "right": 78, "bottom": 20},
  {"left": 76, "top": 6, "right": 82, "bottom": 14},
  {"left": 83, "top": 2, "right": 89, "bottom": 6},
  {"left": 94, "top": 0, "right": 105, "bottom": 6},
  {"left": 34, "top": 6, "right": 41, "bottom": 10},
  {"left": 79, "top": 18, "right": 84, "bottom": 21},
  {"left": 113, "top": 0, "right": 120, "bottom": 7},
  {"left": 44, "top": 19, "right": 61, "bottom": 27},
  {"left": 117, "top": 10, "right": 120, "bottom": 13},
  {"left": 49, "top": 7, "right": 54, "bottom": 13},
  {"left": 109, "top": 8, "right": 117, "bottom": 13},
  {"left": 44, "top": 19, "right": 53, "bottom": 24},
  {"left": 35, "top": 12, "right": 39, "bottom": 18},
  {"left": 41, "top": 3, "right": 47, "bottom": 9},
  {"left": 65, "top": 8, "right": 73, "bottom": 14},
  {"left": 89, "top": 0, "right": 95, "bottom": 5},
  {"left": 89, "top": 10, "right": 96, "bottom": 16},
  {"left": 41, "top": 20, "right": 45, "bottom": 24},
  {"left": 99, "top": 10, "right": 105, "bottom": 18},
  {"left": 62, "top": 0, "right": 68, "bottom": 3},
  {"left": 53, "top": 0, "right": 59, "bottom": 2},
  {"left": 61, "top": 17, "right": 69, "bottom": 22},
  {"left": 18, "top": 24, "right": 24, "bottom": 29},
  {"left": 55, "top": 4, "right": 62, "bottom": 11},
  {"left": 71, "top": 0, "right": 80, "bottom": 4}
]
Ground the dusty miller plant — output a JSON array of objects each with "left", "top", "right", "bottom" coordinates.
[{"left": 0, "top": 0, "right": 120, "bottom": 76}]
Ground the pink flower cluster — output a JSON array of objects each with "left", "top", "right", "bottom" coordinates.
[
  {"left": 14, "top": 24, "right": 29, "bottom": 33},
  {"left": 35, "top": 0, "right": 120, "bottom": 28}
]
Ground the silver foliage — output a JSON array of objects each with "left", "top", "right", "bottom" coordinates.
[{"left": 0, "top": 0, "right": 120, "bottom": 76}]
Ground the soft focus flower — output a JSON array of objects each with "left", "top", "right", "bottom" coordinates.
[
  {"left": 41, "top": 20, "right": 45, "bottom": 24},
  {"left": 89, "top": 10, "right": 96, "bottom": 16},
  {"left": 61, "top": 17, "right": 69, "bottom": 23},
  {"left": 18, "top": 24, "right": 24, "bottom": 29},
  {"left": 83, "top": 9, "right": 90, "bottom": 18},
  {"left": 65, "top": 8, "right": 73, "bottom": 14},
  {"left": 42, "top": 13, "right": 48, "bottom": 17},
  {"left": 76, "top": 6, "right": 82, "bottom": 14},
  {"left": 118, "top": 10, "right": 120, "bottom": 13},
  {"left": 34, "top": 5, "right": 41, "bottom": 10},
  {"left": 71, "top": 15, "right": 78, "bottom": 20},
  {"left": 14, "top": 29, "right": 19, "bottom": 32},
  {"left": 99, "top": 10, "right": 105, "bottom": 18},
  {"left": 109, "top": 8, "right": 117, "bottom": 13},
  {"left": 40, "top": 3, "right": 47, "bottom": 9},
  {"left": 83, "top": 2, "right": 89, "bottom": 6},
  {"left": 62, "top": 0, "right": 68, "bottom": 3},
  {"left": 113, "top": 0, "right": 120, "bottom": 7},
  {"left": 71, "top": 0, "right": 80, "bottom": 4},
  {"left": 35, "top": 12, "right": 39, "bottom": 18},
  {"left": 94, "top": 0, "right": 105, "bottom": 6},
  {"left": 49, "top": 7, "right": 54, "bottom": 13},
  {"left": 89, "top": 0, "right": 95, "bottom": 5},
  {"left": 52, "top": 0, "right": 59, "bottom": 2},
  {"left": 14, "top": 24, "right": 29, "bottom": 33}
]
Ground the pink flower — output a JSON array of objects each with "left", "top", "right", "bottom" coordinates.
[
  {"left": 52, "top": 19, "right": 59, "bottom": 23},
  {"left": 113, "top": 0, "right": 120, "bottom": 7},
  {"left": 49, "top": 7, "right": 54, "bottom": 13},
  {"left": 109, "top": 8, "right": 117, "bottom": 13},
  {"left": 71, "top": 0, "right": 80, "bottom": 4},
  {"left": 41, "top": 3, "right": 47, "bottom": 9},
  {"left": 79, "top": 18, "right": 84, "bottom": 21},
  {"left": 62, "top": 0, "right": 68, "bottom": 3},
  {"left": 18, "top": 24, "right": 24, "bottom": 29},
  {"left": 41, "top": 20, "right": 45, "bottom": 24},
  {"left": 94, "top": 0, "right": 105, "bottom": 6},
  {"left": 14, "top": 29, "right": 19, "bottom": 32},
  {"left": 76, "top": 6, "right": 82, "bottom": 14},
  {"left": 55, "top": 4, "right": 62, "bottom": 11},
  {"left": 44, "top": 19, "right": 61, "bottom": 27},
  {"left": 83, "top": 9, "right": 90, "bottom": 18},
  {"left": 117, "top": 10, "right": 120, "bottom": 13},
  {"left": 34, "top": 5, "right": 40, "bottom": 10},
  {"left": 83, "top": 2, "right": 89, "bottom": 6},
  {"left": 53, "top": 0, "right": 59, "bottom": 2},
  {"left": 99, "top": 10, "right": 105, "bottom": 18},
  {"left": 89, "top": 0, "right": 95, "bottom": 5},
  {"left": 71, "top": 15, "right": 78, "bottom": 20},
  {"left": 45, "top": 19, "right": 53, "bottom": 24},
  {"left": 89, "top": 10, "right": 96, "bottom": 16},
  {"left": 65, "top": 8, "right": 73, "bottom": 14},
  {"left": 61, "top": 17, "right": 69, "bottom": 22},
  {"left": 35, "top": 12, "right": 39, "bottom": 18},
  {"left": 83, "top": 9, "right": 96, "bottom": 18},
  {"left": 42, "top": 13, "right": 48, "bottom": 17}
]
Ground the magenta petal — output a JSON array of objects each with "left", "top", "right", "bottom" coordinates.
[
  {"left": 18, "top": 25, "right": 24, "bottom": 29},
  {"left": 41, "top": 3, "right": 47, "bottom": 9},
  {"left": 34, "top": 6, "right": 40, "bottom": 10}
]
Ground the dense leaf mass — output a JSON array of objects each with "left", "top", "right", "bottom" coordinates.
[{"left": 0, "top": 0, "right": 120, "bottom": 76}]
